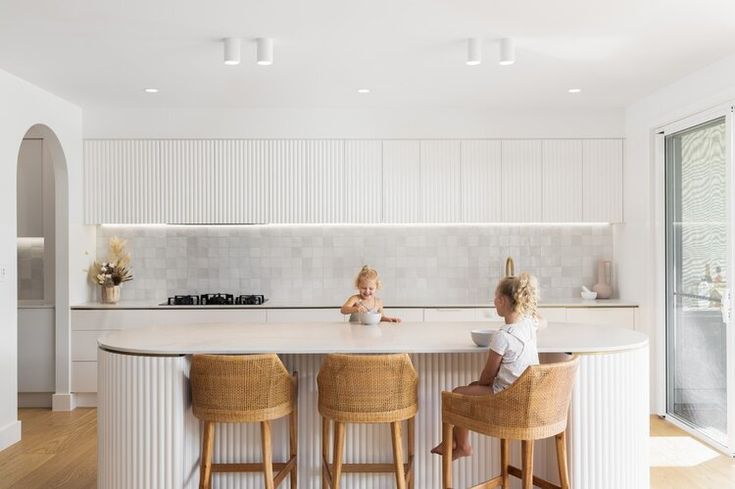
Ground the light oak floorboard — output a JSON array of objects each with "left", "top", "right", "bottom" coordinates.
[
  {"left": 0, "top": 408, "right": 96, "bottom": 489},
  {"left": 1, "top": 410, "right": 734, "bottom": 489},
  {"left": 650, "top": 415, "right": 735, "bottom": 489}
]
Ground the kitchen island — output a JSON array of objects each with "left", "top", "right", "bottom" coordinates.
[{"left": 97, "top": 322, "right": 648, "bottom": 489}]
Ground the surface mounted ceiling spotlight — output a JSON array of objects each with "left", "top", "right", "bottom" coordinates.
[
  {"left": 224, "top": 38, "right": 241, "bottom": 65},
  {"left": 466, "top": 37, "right": 482, "bottom": 66},
  {"left": 499, "top": 37, "right": 515, "bottom": 66},
  {"left": 257, "top": 38, "right": 274, "bottom": 65}
]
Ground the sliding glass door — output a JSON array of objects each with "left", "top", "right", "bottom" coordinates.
[{"left": 665, "top": 114, "right": 730, "bottom": 447}]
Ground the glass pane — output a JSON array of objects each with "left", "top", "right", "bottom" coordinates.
[{"left": 666, "top": 116, "right": 728, "bottom": 445}]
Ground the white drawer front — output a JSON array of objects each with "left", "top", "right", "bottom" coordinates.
[
  {"left": 72, "top": 361, "right": 98, "bottom": 392},
  {"left": 72, "top": 308, "right": 267, "bottom": 330},
  {"left": 565, "top": 308, "right": 636, "bottom": 329},
  {"left": 537, "top": 307, "right": 566, "bottom": 322},
  {"left": 383, "top": 308, "right": 424, "bottom": 322},
  {"left": 424, "top": 308, "right": 484, "bottom": 322},
  {"left": 267, "top": 308, "right": 341, "bottom": 323},
  {"left": 72, "top": 330, "right": 114, "bottom": 361}
]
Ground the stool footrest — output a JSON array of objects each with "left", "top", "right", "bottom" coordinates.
[
  {"left": 211, "top": 454, "right": 296, "bottom": 487},
  {"left": 507, "top": 465, "right": 561, "bottom": 489},
  {"left": 469, "top": 475, "right": 502, "bottom": 489}
]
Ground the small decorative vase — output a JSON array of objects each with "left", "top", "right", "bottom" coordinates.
[
  {"left": 592, "top": 260, "right": 613, "bottom": 299},
  {"left": 100, "top": 285, "right": 120, "bottom": 304}
]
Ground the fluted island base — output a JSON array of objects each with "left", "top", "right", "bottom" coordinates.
[{"left": 98, "top": 346, "right": 648, "bottom": 489}]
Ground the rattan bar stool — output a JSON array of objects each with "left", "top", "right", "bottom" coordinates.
[
  {"left": 317, "top": 353, "right": 419, "bottom": 489},
  {"left": 441, "top": 354, "right": 579, "bottom": 489},
  {"left": 190, "top": 354, "right": 298, "bottom": 489}
]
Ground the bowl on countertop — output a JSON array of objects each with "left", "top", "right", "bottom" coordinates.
[
  {"left": 471, "top": 329, "right": 498, "bottom": 347},
  {"left": 359, "top": 311, "right": 382, "bottom": 325},
  {"left": 580, "top": 290, "right": 598, "bottom": 300}
]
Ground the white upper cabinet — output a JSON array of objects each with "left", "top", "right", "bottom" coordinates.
[
  {"left": 461, "top": 140, "right": 502, "bottom": 222},
  {"left": 420, "top": 141, "right": 461, "bottom": 223},
  {"left": 344, "top": 140, "right": 382, "bottom": 223},
  {"left": 382, "top": 140, "right": 421, "bottom": 223},
  {"left": 543, "top": 140, "right": 583, "bottom": 222},
  {"left": 268, "top": 140, "right": 344, "bottom": 223},
  {"left": 501, "top": 140, "right": 543, "bottom": 222},
  {"left": 84, "top": 138, "right": 623, "bottom": 224},
  {"left": 583, "top": 140, "right": 623, "bottom": 223}
]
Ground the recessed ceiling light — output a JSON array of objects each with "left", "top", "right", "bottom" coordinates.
[
  {"left": 357, "top": 88, "right": 371, "bottom": 94},
  {"left": 568, "top": 88, "right": 581, "bottom": 93},
  {"left": 144, "top": 88, "right": 159, "bottom": 93}
]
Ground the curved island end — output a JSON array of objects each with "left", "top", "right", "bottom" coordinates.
[{"left": 97, "top": 322, "right": 648, "bottom": 489}]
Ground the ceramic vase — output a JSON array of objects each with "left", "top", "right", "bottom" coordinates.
[
  {"left": 592, "top": 260, "right": 613, "bottom": 299},
  {"left": 100, "top": 285, "right": 120, "bottom": 304}
]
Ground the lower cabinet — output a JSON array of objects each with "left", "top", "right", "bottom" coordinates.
[
  {"left": 18, "top": 307, "right": 55, "bottom": 392},
  {"left": 565, "top": 307, "right": 637, "bottom": 329}
]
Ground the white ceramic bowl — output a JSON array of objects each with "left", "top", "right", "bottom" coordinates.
[
  {"left": 359, "top": 311, "right": 382, "bottom": 325},
  {"left": 580, "top": 290, "right": 598, "bottom": 300},
  {"left": 471, "top": 329, "right": 497, "bottom": 347}
]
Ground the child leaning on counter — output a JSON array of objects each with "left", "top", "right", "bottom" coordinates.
[
  {"left": 432, "top": 272, "right": 545, "bottom": 460},
  {"left": 340, "top": 265, "right": 401, "bottom": 323}
]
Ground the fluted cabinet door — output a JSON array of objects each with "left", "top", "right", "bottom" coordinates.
[
  {"left": 583, "top": 140, "right": 623, "bottom": 222},
  {"left": 460, "top": 140, "right": 502, "bottom": 222},
  {"left": 383, "top": 140, "right": 421, "bottom": 223},
  {"left": 501, "top": 140, "right": 543, "bottom": 222},
  {"left": 344, "top": 140, "right": 382, "bottom": 223},
  {"left": 543, "top": 140, "right": 583, "bottom": 222},
  {"left": 268, "top": 140, "right": 344, "bottom": 223},
  {"left": 85, "top": 140, "right": 162, "bottom": 223},
  {"left": 421, "top": 140, "right": 461, "bottom": 222}
]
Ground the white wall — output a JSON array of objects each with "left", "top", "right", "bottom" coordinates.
[
  {"left": 0, "top": 67, "right": 90, "bottom": 450},
  {"left": 621, "top": 52, "right": 735, "bottom": 412},
  {"left": 83, "top": 107, "right": 624, "bottom": 139}
]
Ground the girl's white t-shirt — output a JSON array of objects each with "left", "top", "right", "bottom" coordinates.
[{"left": 488, "top": 316, "right": 540, "bottom": 394}]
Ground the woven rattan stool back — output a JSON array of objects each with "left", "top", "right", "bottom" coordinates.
[
  {"left": 317, "top": 353, "right": 418, "bottom": 423},
  {"left": 190, "top": 353, "right": 295, "bottom": 423}
]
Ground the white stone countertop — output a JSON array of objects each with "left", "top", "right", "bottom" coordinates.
[
  {"left": 98, "top": 321, "right": 648, "bottom": 355},
  {"left": 73, "top": 298, "right": 637, "bottom": 310}
]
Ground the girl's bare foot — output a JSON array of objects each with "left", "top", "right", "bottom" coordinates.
[{"left": 430, "top": 443, "right": 473, "bottom": 460}]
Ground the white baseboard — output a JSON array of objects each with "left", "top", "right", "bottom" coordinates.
[
  {"left": 18, "top": 393, "right": 53, "bottom": 408},
  {"left": 52, "top": 393, "right": 76, "bottom": 412},
  {"left": 0, "top": 420, "right": 21, "bottom": 452},
  {"left": 74, "top": 393, "right": 97, "bottom": 408}
]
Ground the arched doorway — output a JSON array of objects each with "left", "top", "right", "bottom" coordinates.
[{"left": 15, "top": 124, "right": 70, "bottom": 411}]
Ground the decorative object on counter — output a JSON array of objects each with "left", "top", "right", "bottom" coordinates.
[
  {"left": 505, "top": 256, "right": 515, "bottom": 277},
  {"left": 592, "top": 260, "right": 613, "bottom": 299},
  {"left": 161, "top": 293, "right": 268, "bottom": 306},
  {"left": 580, "top": 286, "right": 598, "bottom": 300},
  {"left": 89, "top": 237, "right": 133, "bottom": 304}
]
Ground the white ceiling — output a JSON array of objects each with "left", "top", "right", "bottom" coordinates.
[{"left": 1, "top": 0, "right": 734, "bottom": 110}]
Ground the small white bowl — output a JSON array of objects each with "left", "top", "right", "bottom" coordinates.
[
  {"left": 471, "top": 329, "right": 498, "bottom": 347},
  {"left": 580, "top": 290, "right": 598, "bottom": 300},
  {"left": 359, "top": 311, "right": 382, "bottom": 325}
]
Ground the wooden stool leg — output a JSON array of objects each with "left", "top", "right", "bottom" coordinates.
[
  {"left": 261, "top": 420, "right": 275, "bottom": 489},
  {"left": 442, "top": 422, "right": 453, "bottom": 489},
  {"left": 407, "top": 417, "right": 415, "bottom": 489},
  {"left": 521, "top": 440, "right": 534, "bottom": 489},
  {"left": 555, "top": 431, "right": 570, "bottom": 489},
  {"left": 390, "top": 421, "right": 407, "bottom": 489},
  {"left": 500, "top": 438, "right": 509, "bottom": 489},
  {"left": 321, "top": 417, "right": 330, "bottom": 488},
  {"left": 199, "top": 421, "right": 215, "bottom": 489},
  {"left": 290, "top": 408, "right": 298, "bottom": 489},
  {"left": 332, "top": 421, "right": 345, "bottom": 489}
]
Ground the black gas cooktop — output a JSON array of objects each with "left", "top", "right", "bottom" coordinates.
[{"left": 161, "top": 293, "right": 267, "bottom": 306}]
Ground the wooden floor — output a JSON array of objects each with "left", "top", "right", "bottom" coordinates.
[{"left": 0, "top": 410, "right": 733, "bottom": 488}]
